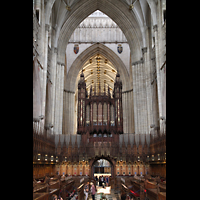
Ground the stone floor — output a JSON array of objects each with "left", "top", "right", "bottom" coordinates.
[{"left": 88, "top": 186, "right": 120, "bottom": 200}]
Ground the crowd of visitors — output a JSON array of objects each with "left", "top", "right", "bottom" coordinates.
[{"left": 95, "top": 175, "right": 109, "bottom": 187}]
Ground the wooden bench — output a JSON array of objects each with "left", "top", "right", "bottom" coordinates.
[
  {"left": 158, "top": 192, "right": 166, "bottom": 200},
  {"left": 147, "top": 188, "right": 158, "bottom": 200},
  {"left": 33, "top": 192, "right": 49, "bottom": 200}
]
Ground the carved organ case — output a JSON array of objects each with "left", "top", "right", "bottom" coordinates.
[{"left": 77, "top": 70, "right": 123, "bottom": 138}]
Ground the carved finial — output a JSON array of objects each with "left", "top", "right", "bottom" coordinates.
[
  {"left": 80, "top": 69, "right": 84, "bottom": 77},
  {"left": 116, "top": 69, "right": 120, "bottom": 77}
]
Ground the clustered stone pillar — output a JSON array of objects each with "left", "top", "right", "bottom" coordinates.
[
  {"left": 122, "top": 92, "right": 127, "bottom": 133},
  {"left": 41, "top": 24, "right": 50, "bottom": 125},
  {"left": 63, "top": 90, "right": 75, "bottom": 135},
  {"left": 122, "top": 90, "right": 134, "bottom": 133},
  {"left": 54, "top": 62, "right": 65, "bottom": 134},
  {"left": 44, "top": 75, "right": 52, "bottom": 131},
  {"left": 142, "top": 47, "right": 153, "bottom": 134},
  {"left": 132, "top": 60, "right": 149, "bottom": 134},
  {"left": 153, "top": 25, "right": 163, "bottom": 128},
  {"left": 59, "top": 63, "right": 64, "bottom": 134},
  {"left": 50, "top": 47, "right": 58, "bottom": 129}
]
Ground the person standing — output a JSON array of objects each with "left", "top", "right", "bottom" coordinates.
[
  {"left": 99, "top": 176, "right": 102, "bottom": 186},
  {"left": 90, "top": 182, "right": 96, "bottom": 200},
  {"left": 95, "top": 175, "right": 98, "bottom": 186},
  {"left": 84, "top": 182, "right": 89, "bottom": 200},
  {"left": 106, "top": 176, "right": 109, "bottom": 186}
]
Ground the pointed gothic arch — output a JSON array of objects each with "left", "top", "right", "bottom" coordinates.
[
  {"left": 65, "top": 43, "right": 131, "bottom": 93},
  {"left": 56, "top": 0, "right": 143, "bottom": 63}
]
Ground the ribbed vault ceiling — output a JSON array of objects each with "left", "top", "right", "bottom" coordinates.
[
  {"left": 46, "top": 0, "right": 159, "bottom": 62},
  {"left": 78, "top": 53, "right": 117, "bottom": 96}
]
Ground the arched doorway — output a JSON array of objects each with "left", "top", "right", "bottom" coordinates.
[
  {"left": 91, "top": 157, "right": 114, "bottom": 179},
  {"left": 93, "top": 159, "right": 112, "bottom": 178}
]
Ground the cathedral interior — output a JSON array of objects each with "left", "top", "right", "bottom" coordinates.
[{"left": 33, "top": 0, "right": 166, "bottom": 199}]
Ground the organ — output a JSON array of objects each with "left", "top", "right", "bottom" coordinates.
[{"left": 77, "top": 69, "right": 123, "bottom": 139}]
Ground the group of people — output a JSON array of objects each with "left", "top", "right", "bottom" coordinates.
[
  {"left": 84, "top": 182, "right": 96, "bottom": 200},
  {"left": 95, "top": 175, "right": 109, "bottom": 187}
]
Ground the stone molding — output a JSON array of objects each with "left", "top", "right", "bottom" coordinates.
[
  {"left": 132, "top": 58, "right": 144, "bottom": 65},
  {"left": 64, "top": 89, "right": 75, "bottom": 94},
  {"left": 122, "top": 89, "right": 133, "bottom": 94},
  {"left": 33, "top": 118, "right": 40, "bottom": 122},
  {"left": 57, "top": 61, "right": 65, "bottom": 66}
]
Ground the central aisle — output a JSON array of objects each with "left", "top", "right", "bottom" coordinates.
[{"left": 88, "top": 186, "right": 120, "bottom": 200}]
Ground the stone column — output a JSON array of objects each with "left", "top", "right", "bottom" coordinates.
[
  {"left": 62, "top": 91, "right": 66, "bottom": 135},
  {"left": 153, "top": 25, "right": 163, "bottom": 126},
  {"left": 122, "top": 92, "right": 126, "bottom": 133},
  {"left": 71, "top": 92, "right": 75, "bottom": 135},
  {"left": 44, "top": 74, "right": 52, "bottom": 130},
  {"left": 127, "top": 92, "right": 129, "bottom": 133},
  {"left": 139, "top": 62, "right": 146, "bottom": 134},
  {"left": 132, "top": 60, "right": 148, "bottom": 134},
  {"left": 130, "top": 90, "right": 135, "bottom": 133},
  {"left": 64, "top": 91, "right": 75, "bottom": 135},
  {"left": 142, "top": 47, "right": 152, "bottom": 134},
  {"left": 132, "top": 63, "right": 138, "bottom": 134},
  {"left": 51, "top": 47, "right": 58, "bottom": 129},
  {"left": 126, "top": 92, "right": 129, "bottom": 133},
  {"left": 70, "top": 92, "right": 73, "bottom": 134},
  {"left": 63, "top": 91, "right": 69, "bottom": 135},
  {"left": 127, "top": 91, "right": 131, "bottom": 133},
  {"left": 57, "top": 63, "right": 61, "bottom": 134},
  {"left": 123, "top": 92, "right": 127, "bottom": 133},
  {"left": 53, "top": 62, "right": 61, "bottom": 134},
  {"left": 41, "top": 24, "right": 50, "bottom": 124},
  {"left": 58, "top": 63, "right": 65, "bottom": 134},
  {"left": 137, "top": 62, "right": 142, "bottom": 134}
]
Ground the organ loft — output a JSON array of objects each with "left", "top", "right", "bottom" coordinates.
[{"left": 77, "top": 66, "right": 123, "bottom": 145}]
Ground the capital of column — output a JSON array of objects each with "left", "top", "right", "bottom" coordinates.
[
  {"left": 132, "top": 58, "right": 144, "bottom": 66},
  {"left": 45, "top": 123, "right": 54, "bottom": 130},
  {"left": 142, "top": 47, "right": 147, "bottom": 54},
  {"left": 39, "top": 115, "right": 44, "bottom": 120},
  {"left": 153, "top": 24, "right": 158, "bottom": 32},
  {"left": 33, "top": 117, "right": 40, "bottom": 122},
  {"left": 57, "top": 61, "right": 65, "bottom": 66},
  {"left": 160, "top": 116, "right": 165, "bottom": 120},
  {"left": 150, "top": 124, "right": 155, "bottom": 128},
  {"left": 45, "top": 24, "right": 50, "bottom": 32},
  {"left": 54, "top": 47, "right": 58, "bottom": 54}
]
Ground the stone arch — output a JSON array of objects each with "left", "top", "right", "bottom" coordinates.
[
  {"left": 65, "top": 43, "right": 131, "bottom": 92},
  {"left": 91, "top": 156, "right": 114, "bottom": 167},
  {"left": 45, "top": 1, "right": 158, "bottom": 63},
  {"left": 56, "top": 0, "right": 143, "bottom": 63},
  {"left": 45, "top": 0, "right": 157, "bottom": 30},
  {"left": 90, "top": 156, "right": 115, "bottom": 177}
]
